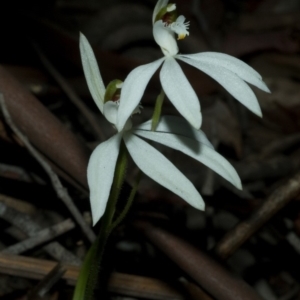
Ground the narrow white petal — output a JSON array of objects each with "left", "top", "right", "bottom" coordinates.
[
  {"left": 87, "top": 133, "right": 122, "bottom": 225},
  {"left": 160, "top": 57, "right": 202, "bottom": 128},
  {"left": 103, "top": 101, "right": 118, "bottom": 125},
  {"left": 178, "top": 56, "right": 262, "bottom": 117},
  {"left": 124, "top": 133, "right": 204, "bottom": 210},
  {"left": 152, "top": 0, "right": 169, "bottom": 23},
  {"left": 79, "top": 33, "right": 106, "bottom": 113},
  {"left": 181, "top": 52, "right": 270, "bottom": 93},
  {"left": 153, "top": 21, "right": 179, "bottom": 56},
  {"left": 134, "top": 130, "right": 242, "bottom": 190},
  {"left": 117, "top": 58, "right": 164, "bottom": 131},
  {"left": 135, "top": 115, "right": 213, "bottom": 148}
]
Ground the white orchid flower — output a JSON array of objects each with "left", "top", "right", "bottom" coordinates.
[
  {"left": 80, "top": 33, "right": 242, "bottom": 225},
  {"left": 116, "top": 0, "right": 270, "bottom": 132}
]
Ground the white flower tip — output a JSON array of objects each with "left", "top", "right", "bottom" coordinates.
[
  {"left": 92, "top": 213, "right": 101, "bottom": 226},
  {"left": 196, "top": 199, "right": 205, "bottom": 211},
  {"left": 263, "top": 84, "right": 271, "bottom": 93},
  {"left": 79, "top": 32, "right": 89, "bottom": 46},
  {"left": 167, "top": 3, "right": 176, "bottom": 11},
  {"left": 254, "top": 106, "right": 263, "bottom": 118},
  {"left": 233, "top": 177, "right": 243, "bottom": 190},
  {"left": 89, "top": 192, "right": 105, "bottom": 226},
  {"left": 116, "top": 82, "right": 123, "bottom": 89}
]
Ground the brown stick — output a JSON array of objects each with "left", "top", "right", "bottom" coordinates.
[
  {"left": 32, "top": 42, "right": 105, "bottom": 141},
  {"left": 134, "top": 221, "right": 263, "bottom": 300},
  {"left": 215, "top": 172, "right": 300, "bottom": 259},
  {"left": 0, "top": 202, "right": 81, "bottom": 265},
  {"left": 0, "top": 94, "right": 96, "bottom": 242},
  {"left": 27, "top": 263, "right": 66, "bottom": 299},
  {"left": 1, "top": 219, "right": 75, "bottom": 255},
  {"left": 0, "top": 254, "right": 185, "bottom": 300},
  {"left": 0, "top": 65, "right": 90, "bottom": 188}
]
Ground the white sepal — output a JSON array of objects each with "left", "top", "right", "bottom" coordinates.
[
  {"left": 103, "top": 101, "right": 118, "bottom": 125},
  {"left": 117, "top": 58, "right": 164, "bottom": 132},
  {"left": 153, "top": 20, "right": 179, "bottom": 56},
  {"left": 160, "top": 57, "right": 202, "bottom": 128},
  {"left": 79, "top": 33, "right": 106, "bottom": 113},
  {"left": 178, "top": 56, "right": 262, "bottom": 117},
  {"left": 135, "top": 115, "right": 213, "bottom": 148},
  {"left": 134, "top": 130, "right": 242, "bottom": 190},
  {"left": 123, "top": 133, "right": 205, "bottom": 210},
  {"left": 87, "top": 133, "right": 122, "bottom": 225},
  {"left": 181, "top": 52, "right": 270, "bottom": 93}
]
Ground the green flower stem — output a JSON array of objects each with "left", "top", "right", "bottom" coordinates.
[
  {"left": 102, "top": 141, "right": 129, "bottom": 230},
  {"left": 151, "top": 90, "right": 165, "bottom": 131},
  {"left": 73, "top": 142, "right": 128, "bottom": 300},
  {"left": 73, "top": 239, "right": 98, "bottom": 300},
  {"left": 110, "top": 170, "right": 142, "bottom": 231}
]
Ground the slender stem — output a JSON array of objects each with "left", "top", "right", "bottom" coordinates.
[
  {"left": 101, "top": 141, "right": 129, "bottom": 230},
  {"left": 73, "top": 239, "right": 98, "bottom": 300},
  {"left": 74, "top": 142, "right": 128, "bottom": 300},
  {"left": 110, "top": 171, "right": 142, "bottom": 231},
  {"left": 151, "top": 90, "right": 165, "bottom": 131}
]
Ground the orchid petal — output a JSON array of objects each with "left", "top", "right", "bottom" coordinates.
[
  {"left": 152, "top": 0, "right": 169, "bottom": 23},
  {"left": 181, "top": 52, "right": 270, "bottom": 93},
  {"left": 178, "top": 56, "right": 262, "bottom": 117},
  {"left": 103, "top": 101, "right": 118, "bottom": 125},
  {"left": 135, "top": 115, "right": 213, "bottom": 148},
  {"left": 160, "top": 57, "right": 202, "bottom": 128},
  {"left": 117, "top": 58, "right": 164, "bottom": 132},
  {"left": 87, "top": 133, "right": 122, "bottom": 225},
  {"left": 134, "top": 130, "right": 242, "bottom": 190},
  {"left": 79, "top": 33, "right": 106, "bottom": 113},
  {"left": 153, "top": 21, "right": 179, "bottom": 56},
  {"left": 123, "top": 133, "right": 204, "bottom": 210}
]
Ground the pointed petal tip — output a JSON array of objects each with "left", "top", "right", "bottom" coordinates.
[
  {"left": 92, "top": 215, "right": 100, "bottom": 227},
  {"left": 259, "top": 80, "right": 271, "bottom": 93},
  {"left": 265, "top": 85, "right": 271, "bottom": 93},
  {"left": 79, "top": 32, "right": 87, "bottom": 44},
  {"left": 197, "top": 200, "right": 205, "bottom": 211},
  {"left": 255, "top": 107, "right": 263, "bottom": 118},
  {"left": 235, "top": 179, "right": 243, "bottom": 191}
]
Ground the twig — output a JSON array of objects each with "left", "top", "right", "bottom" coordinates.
[
  {"left": 0, "top": 193, "right": 36, "bottom": 214},
  {"left": 134, "top": 220, "right": 263, "bottom": 300},
  {"left": 27, "top": 263, "right": 66, "bottom": 299},
  {"left": 32, "top": 42, "right": 105, "bottom": 141},
  {"left": 179, "top": 277, "right": 214, "bottom": 300},
  {"left": 0, "top": 94, "right": 96, "bottom": 243},
  {"left": 215, "top": 172, "right": 300, "bottom": 259},
  {"left": 235, "top": 155, "right": 300, "bottom": 182},
  {"left": 260, "top": 133, "right": 300, "bottom": 159},
  {"left": 1, "top": 219, "right": 75, "bottom": 255},
  {"left": 0, "top": 254, "right": 185, "bottom": 300},
  {"left": 0, "top": 201, "right": 81, "bottom": 265}
]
